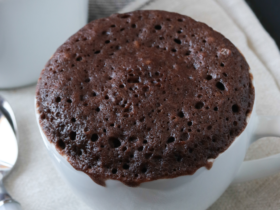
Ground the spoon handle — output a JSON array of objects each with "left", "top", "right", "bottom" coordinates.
[{"left": 0, "top": 200, "right": 22, "bottom": 210}]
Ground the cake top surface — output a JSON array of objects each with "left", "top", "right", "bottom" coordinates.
[{"left": 36, "top": 10, "right": 254, "bottom": 186}]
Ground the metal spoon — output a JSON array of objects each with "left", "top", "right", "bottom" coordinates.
[{"left": 0, "top": 95, "right": 22, "bottom": 210}]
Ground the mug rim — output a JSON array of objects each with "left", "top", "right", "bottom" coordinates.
[{"left": 35, "top": 90, "right": 256, "bottom": 186}]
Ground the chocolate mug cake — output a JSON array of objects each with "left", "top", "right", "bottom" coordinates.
[{"left": 36, "top": 10, "right": 254, "bottom": 187}]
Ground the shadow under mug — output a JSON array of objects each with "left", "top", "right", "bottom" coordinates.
[{"left": 0, "top": 0, "right": 88, "bottom": 89}]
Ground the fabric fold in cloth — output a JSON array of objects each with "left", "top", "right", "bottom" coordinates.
[{"left": 1, "top": 0, "right": 280, "bottom": 209}]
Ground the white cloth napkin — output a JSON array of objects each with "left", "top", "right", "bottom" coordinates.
[{"left": 1, "top": 0, "right": 280, "bottom": 209}]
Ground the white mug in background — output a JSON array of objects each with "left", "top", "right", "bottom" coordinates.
[
  {"left": 35, "top": 77, "right": 280, "bottom": 210},
  {"left": 0, "top": 0, "right": 88, "bottom": 89}
]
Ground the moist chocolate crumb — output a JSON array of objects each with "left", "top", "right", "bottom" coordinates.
[{"left": 36, "top": 10, "right": 254, "bottom": 187}]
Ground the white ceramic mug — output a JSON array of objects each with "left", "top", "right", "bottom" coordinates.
[
  {"left": 0, "top": 0, "right": 88, "bottom": 89},
  {"left": 35, "top": 87, "right": 280, "bottom": 210}
]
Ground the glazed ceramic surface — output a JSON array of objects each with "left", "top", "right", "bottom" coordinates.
[{"left": 0, "top": 0, "right": 88, "bottom": 89}]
